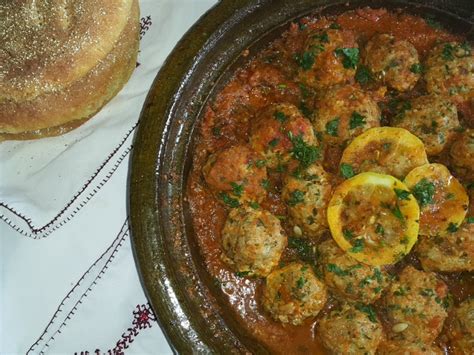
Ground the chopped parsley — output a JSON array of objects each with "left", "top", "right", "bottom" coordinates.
[
  {"left": 412, "top": 178, "right": 435, "bottom": 207},
  {"left": 442, "top": 43, "right": 455, "bottom": 61},
  {"left": 355, "top": 304, "right": 378, "bottom": 323},
  {"left": 394, "top": 188, "right": 411, "bottom": 201},
  {"left": 296, "top": 277, "right": 306, "bottom": 289},
  {"left": 467, "top": 217, "right": 474, "bottom": 224},
  {"left": 268, "top": 138, "right": 280, "bottom": 148},
  {"left": 288, "top": 237, "right": 313, "bottom": 262},
  {"left": 218, "top": 192, "right": 240, "bottom": 208},
  {"left": 335, "top": 47, "right": 360, "bottom": 69},
  {"left": 326, "top": 117, "right": 340, "bottom": 136},
  {"left": 212, "top": 126, "right": 221, "bottom": 136},
  {"left": 350, "top": 239, "right": 364, "bottom": 253},
  {"left": 249, "top": 201, "right": 260, "bottom": 209},
  {"left": 343, "top": 228, "right": 355, "bottom": 241},
  {"left": 355, "top": 65, "right": 373, "bottom": 85},
  {"left": 447, "top": 222, "right": 459, "bottom": 233},
  {"left": 313, "top": 32, "right": 330, "bottom": 43},
  {"left": 288, "top": 133, "right": 321, "bottom": 168},
  {"left": 349, "top": 111, "right": 366, "bottom": 129},
  {"left": 410, "top": 63, "right": 424, "bottom": 74},
  {"left": 288, "top": 189, "right": 305, "bottom": 206},
  {"left": 235, "top": 271, "right": 251, "bottom": 277},
  {"left": 295, "top": 51, "right": 316, "bottom": 70},
  {"left": 391, "top": 204, "right": 405, "bottom": 222},
  {"left": 230, "top": 182, "right": 244, "bottom": 197},
  {"left": 327, "top": 263, "right": 349, "bottom": 277},
  {"left": 375, "top": 224, "right": 385, "bottom": 235},
  {"left": 340, "top": 163, "right": 355, "bottom": 179},
  {"left": 255, "top": 159, "right": 266, "bottom": 168},
  {"left": 274, "top": 111, "right": 287, "bottom": 122},
  {"left": 329, "top": 23, "right": 341, "bottom": 29},
  {"left": 260, "top": 179, "right": 270, "bottom": 190},
  {"left": 424, "top": 15, "right": 443, "bottom": 29}
]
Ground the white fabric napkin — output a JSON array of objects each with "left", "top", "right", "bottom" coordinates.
[{"left": 0, "top": 1, "right": 217, "bottom": 353}]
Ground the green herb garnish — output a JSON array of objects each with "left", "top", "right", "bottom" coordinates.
[
  {"left": 288, "top": 189, "right": 305, "bottom": 206},
  {"left": 326, "top": 117, "right": 340, "bottom": 137},
  {"left": 219, "top": 192, "right": 240, "bottom": 208},
  {"left": 340, "top": 163, "right": 355, "bottom": 179},
  {"left": 274, "top": 111, "right": 287, "bottom": 123},
  {"left": 349, "top": 111, "right": 366, "bottom": 129},
  {"left": 355, "top": 304, "right": 378, "bottom": 323},
  {"left": 335, "top": 47, "right": 360, "bottom": 69},
  {"left": 394, "top": 188, "right": 411, "bottom": 201},
  {"left": 412, "top": 178, "right": 435, "bottom": 207},
  {"left": 355, "top": 65, "right": 373, "bottom": 84}
]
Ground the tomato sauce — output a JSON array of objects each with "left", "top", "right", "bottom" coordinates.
[{"left": 187, "top": 7, "right": 471, "bottom": 354}]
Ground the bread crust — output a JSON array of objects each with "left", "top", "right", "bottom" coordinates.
[{"left": 0, "top": 0, "right": 139, "bottom": 140}]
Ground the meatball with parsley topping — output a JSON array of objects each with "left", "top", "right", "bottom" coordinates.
[
  {"left": 450, "top": 128, "right": 474, "bottom": 182},
  {"left": 262, "top": 262, "right": 327, "bottom": 325},
  {"left": 221, "top": 206, "right": 287, "bottom": 277},
  {"left": 384, "top": 266, "right": 449, "bottom": 342},
  {"left": 313, "top": 84, "right": 381, "bottom": 146},
  {"left": 417, "top": 221, "right": 474, "bottom": 272},
  {"left": 425, "top": 41, "right": 474, "bottom": 103},
  {"left": 297, "top": 28, "right": 358, "bottom": 89},
  {"left": 281, "top": 164, "right": 333, "bottom": 238},
  {"left": 394, "top": 95, "right": 459, "bottom": 156},
  {"left": 447, "top": 298, "right": 474, "bottom": 355},
  {"left": 317, "top": 303, "right": 384, "bottom": 355},
  {"left": 203, "top": 144, "right": 268, "bottom": 205},
  {"left": 363, "top": 34, "right": 421, "bottom": 92},
  {"left": 250, "top": 103, "right": 318, "bottom": 169},
  {"left": 318, "top": 239, "right": 389, "bottom": 304}
]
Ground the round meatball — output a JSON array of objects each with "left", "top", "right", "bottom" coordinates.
[
  {"left": 281, "top": 164, "right": 333, "bottom": 238},
  {"left": 203, "top": 145, "right": 268, "bottom": 203},
  {"left": 318, "top": 239, "right": 389, "bottom": 304},
  {"left": 363, "top": 34, "right": 420, "bottom": 92},
  {"left": 313, "top": 85, "right": 381, "bottom": 146},
  {"left": 394, "top": 95, "right": 459, "bottom": 156},
  {"left": 447, "top": 298, "right": 474, "bottom": 355},
  {"left": 318, "top": 304, "right": 384, "bottom": 355},
  {"left": 384, "top": 266, "right": 449, "bottom": 342},
  {"left": 221, "top": 206, "right": 287, "bottom": 277},
  {"left": 377, "top": 339, "right": 443, "bottom": 355},
  {"left": 425, "top": 42, "right": 474, "bottom": 103},
  {"left": 298, "top": 28, "right": 358, "bottom": 89},
  {"left": 450, "top": 128, "right": 474, "bottom": 181},
  {"left": 262, "top": 262, "right": 327, "bottom": 325},
  {"left": 250, "top": 103, "right": 318, "bottom": 169},
  {"left": 417, "top": 221, "right": 474, "bottom": 272}
]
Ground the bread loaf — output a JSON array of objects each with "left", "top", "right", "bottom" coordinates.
[{"left": 0, "top": 0, "right": 140, "bottom": 140}]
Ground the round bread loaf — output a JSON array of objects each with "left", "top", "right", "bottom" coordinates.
[{"left": 0, "top": 0, "right": 140, "bottom": 140}]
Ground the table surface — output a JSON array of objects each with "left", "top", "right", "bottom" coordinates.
[{"left": 0, "top": 1, "right": 217, "bottom": 353}]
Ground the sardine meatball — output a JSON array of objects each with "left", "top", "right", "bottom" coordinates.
[
  {"left": 262, "top": 262, "right": 327, "bottom": 325},
  {"left": 447, "top": 298, "right": 474, "bottom": 355},
  {"left": 313, "top": 85, "right": 381, "bottom": 146},
  {"left": 203, "top": 144, "right": 268, "bottom": 203},
  {"left": 425, "top": 42, "right": 474, "bottom": 103},
  {"left": 250, "top": 103, "right": 318, "bottom": 169},
  {"left": 394, "top": 95, "right": 459, "bottom": 156},
  {"left": 298, "top": 29, "right": 358, "bottom": 89},
  {"left": 417, "top": 221, "right": 474, "bottom": 272},
  {"left": 384, "top": 266, "right": 449, "bottom": 342},
  {"left": 377, "top": 339, "right": 443, "bottom": 355},
  {"left": 450, "top": 128, "right": 474, "bottom": 181},
  {"left": 221, "top": 206, "right": 287, "bottom": 277},
  {"left": 281, "top": 164, "right": 333, "bottom": 238},
  {"left": 317, "top": 303, "right": 384, "bottom": 355},
  {"left": 363, "top": 34, "right": 420, "bottom": 92},
  {"left": 318, "top": 239, "right": 389, "bottom": 304}
]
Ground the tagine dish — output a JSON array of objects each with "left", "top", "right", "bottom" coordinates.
[{"left": 187, "top": 7, "right": 474, "bottom": 354}]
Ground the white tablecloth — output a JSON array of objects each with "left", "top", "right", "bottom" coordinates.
[{"left": 0, "top": 1, "right": 217, "bottom": 353}]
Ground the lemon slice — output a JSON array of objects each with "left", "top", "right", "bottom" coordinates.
[
  {"left": 340, "top": 127, "right": 428, "bottom": 180},
  {"left": 327, "top": 172, "right": 420, "bottom": 266},
  {"left": 404, "top": 163, "right": 469, "bottom": 237}
]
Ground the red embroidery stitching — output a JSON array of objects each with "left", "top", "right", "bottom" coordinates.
[{"left": 74, "top": 304, "right": 157, "bottom": 355}]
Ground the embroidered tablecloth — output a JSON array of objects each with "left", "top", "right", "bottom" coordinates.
[{"left": 0, "top": 1, "right": 217, "bottom": 353}]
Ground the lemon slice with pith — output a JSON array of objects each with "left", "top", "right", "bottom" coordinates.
[{"left": 327, "top": 172, "right": 420, "bottom": 266}]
